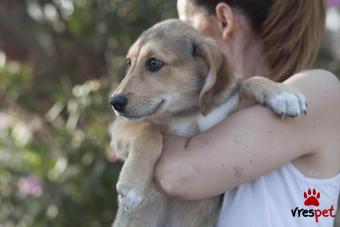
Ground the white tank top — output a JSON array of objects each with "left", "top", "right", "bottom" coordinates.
[{"left": 216, "top": 162, "right": 340, "bottom": 227}]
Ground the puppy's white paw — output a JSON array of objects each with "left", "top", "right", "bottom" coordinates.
[
  {"left": 117, "top": 186, "right": 144, "bottom": 212},
  {"left": 267, "top": 91, "right": 307, "bottom": 118}
]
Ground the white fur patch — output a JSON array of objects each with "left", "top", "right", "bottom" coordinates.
[
  {"left": 167, "top": 94, "right": 239, "bottom": 136},
  {"left": 118, "top": 187, "right": 144, "bottom": 212},
  {"left": 268, "top": 91, "right": 307, "bottom": 117},
  {"left": 168, "top": 118, "right": 197, "bottom": 137},
  {"left": 197, "top": 94, "right": 239, "bottom": 132}
]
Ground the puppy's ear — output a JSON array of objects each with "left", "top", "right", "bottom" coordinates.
[
  {"left": 185, "top": 38, "right": 198, "bottom": 57},
  {"left": 195, "top": 39, "right": 228, "bottom": 116}
]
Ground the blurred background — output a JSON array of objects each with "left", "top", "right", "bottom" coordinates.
[{"left": 0, "top": 0, "right": 339, "bottom": 227}]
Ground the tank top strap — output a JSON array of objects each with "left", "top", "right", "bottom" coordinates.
[{"left": 283, "top": 162, "right": 340, "bottom": 186}]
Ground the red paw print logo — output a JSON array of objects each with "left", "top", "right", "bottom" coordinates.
[{"left": 304, "top": 188, "right": 320, "bottom": 206}]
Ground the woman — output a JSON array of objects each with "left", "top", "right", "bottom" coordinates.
[{"left": 115, "top": 0, "right": 340, "bottom": 226}]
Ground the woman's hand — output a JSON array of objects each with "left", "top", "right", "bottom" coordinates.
[{"left": 154, "top": 70, "right": 340, "bottom": 200}]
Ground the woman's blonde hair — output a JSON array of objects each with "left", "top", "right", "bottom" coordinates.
[
  {"left": 192, "top": 0, "right": 327, "bottom": 81},
  {"left": 261, "top": 0, "right": 327, "bottom": 81}
]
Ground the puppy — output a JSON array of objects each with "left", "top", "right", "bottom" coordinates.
[{"left": 110, "top": 19, "right": 307, "bottom": 227}]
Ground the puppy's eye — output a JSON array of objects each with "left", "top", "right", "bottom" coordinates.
[
  {"left": 126, "top": 58, "right": 132, "bottom": 67},
  {"left": 146, "top": 58, "right": 163, "bottom": 72}
]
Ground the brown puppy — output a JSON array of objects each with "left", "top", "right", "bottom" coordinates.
[{"left": 110, "top": 19, "right": 307, "bottom": 227}]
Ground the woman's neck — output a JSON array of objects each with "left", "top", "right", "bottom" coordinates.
[
  {"left": 223, "top": 33, "right": 270, "bottom": 80},
  {"left": 234, "top": 41, "right": 270, "bottom": 79}
]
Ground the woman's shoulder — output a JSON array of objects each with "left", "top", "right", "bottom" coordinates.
[
  {"left": 286, "top": 69, "right": 340, "bottom": 179},
  {"left": 289, "top": 69, "right": 340, "bottom": 89},
  {"left": 285, "top": 69, "right": 340, "bottom": 111}
]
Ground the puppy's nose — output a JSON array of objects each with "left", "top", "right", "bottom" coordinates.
[{"left": 110, "top": 95, "right": 128, "bottom": 112}]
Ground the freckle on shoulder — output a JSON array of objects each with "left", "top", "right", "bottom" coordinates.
[{"left": 233, "top": 166, "right": 244, "bottom": 178}]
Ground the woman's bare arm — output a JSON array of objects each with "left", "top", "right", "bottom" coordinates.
[{"left": 154, "top": 69, "right": 340, "bottom": 200}]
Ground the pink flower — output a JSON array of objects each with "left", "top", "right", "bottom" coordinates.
[
  {"left": 106, "top": 152, "right": 119, "bottom": 163},
  {"left": 329, "top": 0, "right": 340, "bottom": 6},
  {"left": 18, "top": 175, "right": 43, "bottom": 197}
]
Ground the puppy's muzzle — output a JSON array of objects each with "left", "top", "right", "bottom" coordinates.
[{"left": 110, "top": 95, "right": 128, "bottom": 112}]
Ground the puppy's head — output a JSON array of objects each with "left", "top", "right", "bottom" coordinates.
[{"left": 111, "top": 19, "right": 236, "bottom": 121}]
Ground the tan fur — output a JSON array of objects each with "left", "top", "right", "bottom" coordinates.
[{"left": 111, "top": 19, "right": 306, "bottom": 227}]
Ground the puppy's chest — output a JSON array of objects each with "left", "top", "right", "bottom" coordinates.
[{"left": 166, "top": 95, "right": 240, "bottom": 137}]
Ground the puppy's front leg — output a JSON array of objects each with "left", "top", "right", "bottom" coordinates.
[
  {"left": 239, "top": 76, "right": 307, "bottom": 118},
  {"left": 111, "top": 116, "right": 145, "bottom": 161},
  {"left": 116, "top": 121, "right": 163, "bottom": 212}
]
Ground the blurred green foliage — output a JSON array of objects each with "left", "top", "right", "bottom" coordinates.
[
  {"left": 0, "top": 0, "right": 176, "bottom": 226},
  {"left": 0, "top": 1, "right": 339, "bottom": 227}
]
